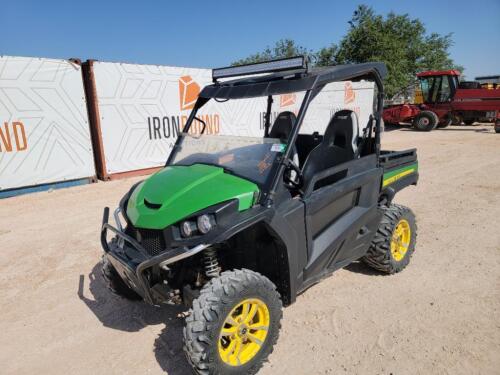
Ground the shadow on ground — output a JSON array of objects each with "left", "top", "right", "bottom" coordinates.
[
  {"left": 437, "top": 126, "right": 491, "bottom": 133},
  {"left": 383, "top": 123, "right": 411, "bottom": 132},
  {"left": 343, "top": 260, "right": 383, "bottom": 276},
  {"left": 78, "top": 263, "right": 192, "bottom": 375},
  {"left": 77, "top": 260, "right": 382, "bottom": 374},
  {"left": 384, "top": 123, "right": 493, "bottom": 133}
]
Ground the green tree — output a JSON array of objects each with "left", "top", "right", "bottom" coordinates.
[
  {"left": 232, "top": 39, "right": 311, "bottom": 66},
  {"left": 327, "top": 5, "right": 462, "bottom": 97},
  {"left": 233, "top": 6, "right": 461, "bottom": 97},
  {"left": 315, "top": 43, "right": 339, "bottom": 67}
]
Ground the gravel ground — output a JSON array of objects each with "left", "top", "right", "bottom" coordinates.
[{"left": 1, "top": 123, "right": 499, "bottom": 375}]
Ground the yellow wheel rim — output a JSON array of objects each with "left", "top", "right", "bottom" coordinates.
[
  {"left": 218, "top": 298, "right": 270, "bottom": 366},
  {"left": 390, "top": 219, "right": 411, "bottom": 262}
]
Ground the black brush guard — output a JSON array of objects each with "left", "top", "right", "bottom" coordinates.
[{"left": 100, "top": 207, "right": 208, "bottom": 305}]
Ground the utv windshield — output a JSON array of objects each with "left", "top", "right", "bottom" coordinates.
[
  {"left": 172, "top": 134, "right": 286, "bottom": 185},
  {"left": 170, "top": 93, "right": 305, "bottom": 185}
]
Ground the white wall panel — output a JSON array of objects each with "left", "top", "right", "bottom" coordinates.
[
  {"left": 0, "top": 56, "right": 95, "bottom": 191},
  {"left": 92, "top": 61, "right": 375, "bottom": 175}
]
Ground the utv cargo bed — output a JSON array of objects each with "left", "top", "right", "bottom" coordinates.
[{"left": 379, "top": 149, "right": 418, "bottom": 195}]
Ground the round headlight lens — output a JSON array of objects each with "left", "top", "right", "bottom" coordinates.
[
  {"left": 181, "top": 221, "right": 195, "bottom": 237},
  {"left": 197, "top": 214, "right": 213, "bottom": 234}
]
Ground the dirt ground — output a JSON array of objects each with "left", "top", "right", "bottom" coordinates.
[{"left": 1, "top": 123, "right": 499, "bottom": 375}]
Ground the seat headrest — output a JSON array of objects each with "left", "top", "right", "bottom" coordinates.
[
  {"left": 269, "top": 111, "right": 296, "bottom": 140},
  {"left": 323, "top": 110, "right": 359, "bottom": 153}
]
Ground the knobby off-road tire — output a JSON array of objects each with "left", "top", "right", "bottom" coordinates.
[
  {"left": 413, "top": 110, "right": 439, "bottom": 131},
  {"left": 362, "top": 204, "right": 417, "bottom": 274},
  {"left": 101, "top": 255, "right": 141, "bottom": 300},
  {"left": 184, "top": 269, "right": 282, "bottom": 375}
]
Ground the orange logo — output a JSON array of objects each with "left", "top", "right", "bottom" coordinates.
[
  {"left": 280, "top": 93, "right": 296, "bottom": 107},
  {"left": 344, "top": 82, "right": 356, "bottom": 104},
  {"left": 178, "top": 75, "right": 200, "bottom": 111},
  {"left": 0, "top": 121, "right": 27, "bottom": 152}
]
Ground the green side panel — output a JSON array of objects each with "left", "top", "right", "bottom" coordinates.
[
  {"left": 383, "top": 162, "right": 419, "bottom": 179},
  {"left": 383, "top": 162, "right": 418, "bottom": 187},
  {"left": 127, "top": 164, "right": 259, "bottom": 229}
]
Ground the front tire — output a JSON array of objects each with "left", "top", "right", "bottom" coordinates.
[
  {"left": 362, "top": 204, "right": 417, "bottom": 274},
  {"left": 413, "top": 111, "right": 438, "bottom": 131},
  {"left": 494, "top": 120, "right": 500, "bottom": 133},
  {"left": 101, "top": 255, "right": 141, "bottom": 300},
  {"left": 184, "top": 269, "right": 282, "bottom": 375}
]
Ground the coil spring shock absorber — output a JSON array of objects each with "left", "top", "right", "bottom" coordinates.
[{"left": 203, "top": 248, "right": 220, "bottom": 278}]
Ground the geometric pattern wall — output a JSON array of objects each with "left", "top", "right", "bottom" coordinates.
[
  {"left": 92, "top": 62, "right": 375, "bottom": 176},
  {"left": 0, "top": 56, "right": 95, "bottom": 190},
  {"left": 93, "top": 62, "right": 269, "bottom": 174}
]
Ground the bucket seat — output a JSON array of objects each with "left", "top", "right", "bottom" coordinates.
[
  {"left": 301, "top": 110, "right": 360, "bottom": 184},
  {"left": 269, "top": 111, "right": 300, "bottom": 166}
]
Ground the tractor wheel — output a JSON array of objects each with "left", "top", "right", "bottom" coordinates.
[
  {"left": 413, "top": 111, "right": 438, "bottom": 131},
  {"left": 362, "top": 204, "right": 417, "bottom": 274},
  {"left": 101, "top": 255, "right": 141, "bottom": 300},
  {"left": 495, "top": 121, "right": 500, "bottom": 133},
  {"left": 184, "top": 269, "right": 282, "bottom": 375},
  {"left": 437, "top": 115, "right": 452, "bottom": 128},
  {"left": 451, "top": 114, "right": 462, "bottom": 125}
]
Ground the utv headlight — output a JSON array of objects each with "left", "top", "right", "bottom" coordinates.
[
  {"left": 181, "top": 220, "right": 197, "bottom": 238},
  {"left": 197, "top": 214, "right": 214, "bottom": 234}
]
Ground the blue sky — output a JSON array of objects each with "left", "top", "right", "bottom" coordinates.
[{"left": 2, "top": 0, "right": 499, "bottom": 79}]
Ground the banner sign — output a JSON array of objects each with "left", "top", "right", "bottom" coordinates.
[
  {"left": 303, "top": 81, "right": 375, "bottom": 133},
  {"left": 275, "top": 81, "right": 375, "bottom": 134},
  {"left": 91, "top": 61, "right": 375, "bottom": 176},
  {"left": 0, "top": 56, "right": 95, "bottom": 191},
  {"left": 92, "top": 62, "right": 269, "bottom": 175}
]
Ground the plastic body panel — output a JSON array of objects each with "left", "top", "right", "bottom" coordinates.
[
  {"left": 126, "top": 164, "right": 259, "bottom": 229},
  {"left": 300, "top": 154, "right": 382, "bottom": 288}
]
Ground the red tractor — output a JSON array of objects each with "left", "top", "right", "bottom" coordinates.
[{"left": 383, "top": 70, "right": 500, "bottom": 132}]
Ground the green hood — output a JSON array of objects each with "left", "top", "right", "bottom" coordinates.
[{"left": 127, "top": 164, "right": 259, "bottom": 229}]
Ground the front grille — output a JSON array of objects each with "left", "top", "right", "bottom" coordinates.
[{"left": 126, "top": 226, "right": 166, "bottom": 256}]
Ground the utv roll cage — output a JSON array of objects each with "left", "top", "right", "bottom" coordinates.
[{"left": 167, "top": 56, "right": 388, "bottom": 205}]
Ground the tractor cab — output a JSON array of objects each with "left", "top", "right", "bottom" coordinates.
[{"left": 414, "top": 70, "right": 460, "bottom": 104}]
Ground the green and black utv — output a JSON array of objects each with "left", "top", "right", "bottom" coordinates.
[{"left": 100, "top": 56, "right": 419, "bottom": 375}]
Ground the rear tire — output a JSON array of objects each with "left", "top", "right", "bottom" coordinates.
[
  {"left": 451, "top": 114, "right": 462, "bottom": 125},
  {"left": 362, "top": 204, "right": 417, "bottom": 274},
  {"left": 495, "top": 121, "right": 500, "bottom": 133},
  {"left": 101, "top": 255, "right": 141, "bottom": 300},
  {"left": 184, "top": 269, "right": 282, "bottom": 375},
  {"left": 413, "top": 111, "right": 438, "bottom": 131},
  {"left": 437, "top": 115, "right": 452, "bottom": 128}
]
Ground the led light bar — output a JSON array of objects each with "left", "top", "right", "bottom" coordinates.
[{"left": 212, "top": 56, "right": 308, "bottom": 82}]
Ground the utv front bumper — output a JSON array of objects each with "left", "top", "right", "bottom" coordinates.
[{"left": 100, "top": 207, "right": 208, "bottom": 305}]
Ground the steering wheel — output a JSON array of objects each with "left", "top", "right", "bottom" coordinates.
[{"left": 283, "top": 159, "right": 302, "bottom": 189}]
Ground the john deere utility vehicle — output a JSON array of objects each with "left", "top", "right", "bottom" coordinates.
[{"left": 100, "top": 56, "right": 419, "bottom": 374}]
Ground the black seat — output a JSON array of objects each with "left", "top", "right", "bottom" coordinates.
[
  {"left": 301, "top": 110, "right": 359, "bottom": 184},
  {"left": 269, "top": 111, "right": 299, "bottom": 164},
  {"left": 268, "top": 111, "right": 300, "bottom": 183},
  {"left": 269, "top": 111, "right": 296, "bottom": 140}
]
